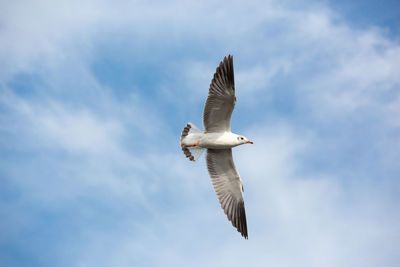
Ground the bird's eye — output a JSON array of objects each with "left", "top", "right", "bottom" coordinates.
[{"left": 241, "top": 137, "right": 244, "bottom": 140}]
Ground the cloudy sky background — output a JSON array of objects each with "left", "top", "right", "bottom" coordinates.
[{"left": 1, "top": 0, "right": 399, "bottom": 266}]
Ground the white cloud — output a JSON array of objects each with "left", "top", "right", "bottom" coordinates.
[
  {"left": 236, "top": 60, "right": 292, "bottom": 93},
  {"left": 36, "top": 104, "right": 123, "bottom": 154},
  {"left": 48, "top": 120, "right": 397, "bottom": 267}
]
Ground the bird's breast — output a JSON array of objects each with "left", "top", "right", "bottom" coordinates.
[{"left": 198, "top": 132, "right": 238, "bottom": 149}]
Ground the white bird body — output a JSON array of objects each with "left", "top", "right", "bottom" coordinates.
[
  {"left": 182, "top": 132, "right": 243, "bottom": 149},
  {"left": 180, "top": 55, "right": 252, "bottom": 239},
  {"left": 199, "top": 132, "right": 241, "bottom": 149}
]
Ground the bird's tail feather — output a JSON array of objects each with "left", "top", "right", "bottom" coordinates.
[{"left": 180, "top": 122, "right": 205, "bottom": 161}]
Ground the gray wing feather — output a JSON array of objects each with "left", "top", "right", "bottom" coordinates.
[
  {"left": 203, "top": 55, "right": 236, "bottom": 133},
  {"left": 206, "top": 148, "right": 248, "bottom": 239}
]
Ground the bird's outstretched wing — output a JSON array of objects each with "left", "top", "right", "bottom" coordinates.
[
  {"left": 203, "top": 55, "right": 236, "bottom": 133},
  {"left": 206, "top": 148, "right": 248, "bottom": 239}
]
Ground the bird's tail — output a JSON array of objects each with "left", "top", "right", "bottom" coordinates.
[{"left": 180, "top": 122, "right": 205, "bottom": 162}]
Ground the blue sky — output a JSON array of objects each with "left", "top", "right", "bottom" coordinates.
[{"left": 1, "top": 0, "right": 399, "bottom": 266}]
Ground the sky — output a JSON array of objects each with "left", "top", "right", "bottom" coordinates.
[{"left": 0, "top": 0, "right": 399, "bottom": 266}]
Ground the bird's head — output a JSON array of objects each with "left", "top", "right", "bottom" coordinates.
[{"left": 236, "top": 135, "right": 253, "bottom": 145}]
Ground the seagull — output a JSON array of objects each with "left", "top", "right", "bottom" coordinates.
[{"left": 180, "top": 55, "right": 252, "bottom": 239}]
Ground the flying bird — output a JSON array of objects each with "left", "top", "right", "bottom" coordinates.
[{"left": 180, "top": 55, "right": 252, "bottom": 239}]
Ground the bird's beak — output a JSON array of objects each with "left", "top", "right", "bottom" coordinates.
[{"left": 246, "top": 140, "right": 253, "bottom": 144}]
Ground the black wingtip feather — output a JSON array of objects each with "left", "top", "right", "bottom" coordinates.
[
  {"left": 210, "top": 55, "right": 235, "bottom": 95},
  {"left": 221, "top": 198, "right": 248, "bottom": 239},
  {"left": 237, "top": 201, "right": 248, "bottom": 239}
]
